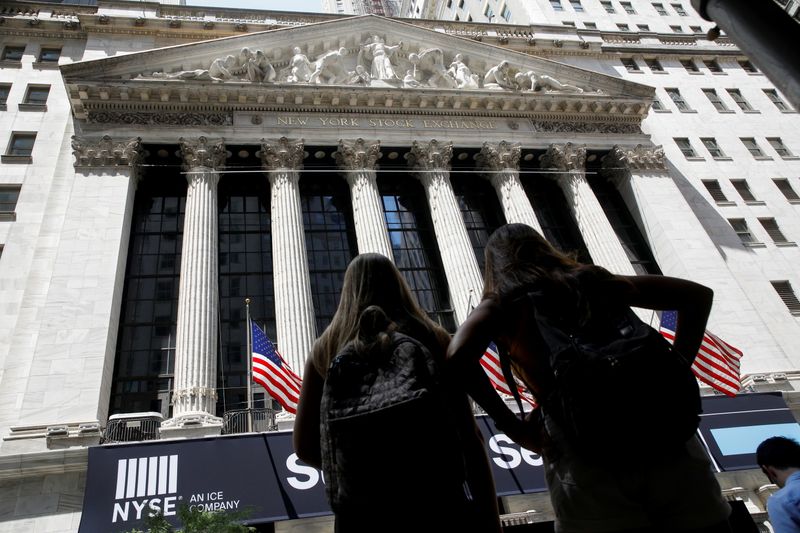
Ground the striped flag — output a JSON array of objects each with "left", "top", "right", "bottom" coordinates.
[
  {"left": 658, "top": 310, "right": 742, "bottom": 397},
  {"left": 480, "top": 342, "right": 537, "bottom": 407},
  {"left": 251, "top": 321, "right": 302, "bottom": 414}
]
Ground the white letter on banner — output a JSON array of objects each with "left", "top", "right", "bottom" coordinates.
[
  {"left": 286, "top": 453, "right": 320, "bottom": 490},
  {"left": 489, "top": 434, "right": 521, "bottom": 469}
]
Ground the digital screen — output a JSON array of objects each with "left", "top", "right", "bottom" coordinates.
[{"left": 710, "top": 423, "right": 800, "bottom": 456}]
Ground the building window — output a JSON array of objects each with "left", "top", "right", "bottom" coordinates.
[
  {"left": 763, "top": 89, "right": 792, "bottom": 112},
  {"left": 1, "top": 45, "right": 24, "bottom": 62},
  {"left": 674, "top": 137, "right": 698, "bottom": 158},
  {"left": 617, "top": 23, "right": 630, "bottom": 31},
  {"left": 0, "top": 186, "right": 21, "bottom": 220},
  {"left": 645, "top": 58, "right": 664, "bottom": 72},
  {"left": 621, "top": 58, "right": 640, "bottom": 72},
  {"left": 690, "top": 25, "right": 702, "bottom": 33},
  {"left": 23, "top": 85, "right": 50, "bottom": 105},
  {"left": 759, "top": 218, "right": 791, "bottom": 245},
  {"left": 651, "top": 95, "right": 667, "bottom": 111},
  {"left": 569, "top": 0, "right": 584, "bottom": 12},
  {"left": 773, "top": 179, "right": 800, "bottom": 202},
  {"left": 727, "top": 89, "right": 754, "bottom": 111},
  {"left": 771, "top": 281, "right": 800, "bottom": 315},
  {"left": 670, "top": 25, "right": 683, "bottom": 33},
  {"left": 451, "top": 173, "right": 503, "bottom": 271},
  {"left": 584, "top": 22, "right": 597, "bottom": 29},
  {"left": 447, "top": 0, "right": 452, "bottom": 7},
  {"left": 666, "top": 88, "right": 692, "bottom": 112},
  {"left": 728, "top": 218, "right": 757, "bottom": 245},
  {"left": 0, "top": 84, "right": 10, "bottom": 107},
  {"left": 458, "top": 0, "right": 464, "bottom": 8},
  {"left": 501, "top": 4, "right": 511, "bottom": 20},
  {"left": 738, "top": 59, "right": 758, "bottom": 73},
  {"left": 38, "top": 47, "right": 61, "bottom": 63},
  {"left": 701, "top": 138, "right": 726, "bottom": 159},
  {"left": 704, "top": 59, "right": 723, "bottom": 73},
  {"left": 6, "top": 133, "right": 36, "bottom": 157},
  {"left": 637, "top": 24, "right": 650, "bottom": 31},
  {"left": 653, "top": 3, "right": 668, "bottom": 15},
  {"left": 680, "top": 59, "right": 700, "bottom": 73},
  {"left": 731, "top": 179, "right": 759, "bottom": 202},
  {"left": 563, "top": 20, "right": 576, "bottom": 27},
  {"left": 601, "top": 0, "right": 615, "bottom": 13},
  {"left": 702, "top": 89, "right": 730, "bottom": 111},
  {"left": 767, "top": 138, "right": 794, "bottom": 158},
  {"left": 671, "top": 3, "right": 687, "bottom": 15},
  {"left": 702, "top": 180, "right": 729, "bottom": 203},
  {"left": 620, "top": 1, "right": 636, "bottom": 14},
  {"left": 550, "top": 0, "right": 564, "bottom": 11},
  {"left": 741, "top": 138, "right": 767, "bottom": 158},
  {"left": 484, "top": 4, "right": 493, "bottom": 17}
]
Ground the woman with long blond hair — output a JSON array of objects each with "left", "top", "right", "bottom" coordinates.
[
  {"left": 447, "top": 223, "right": 732, "bottom": 533},
  {"left": 294, "top": 253, "right": 502, "bottom": 533}
]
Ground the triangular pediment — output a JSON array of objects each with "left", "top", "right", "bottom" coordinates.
[{"left": 61, "top": 15, "right": 654, "bottom": 121}]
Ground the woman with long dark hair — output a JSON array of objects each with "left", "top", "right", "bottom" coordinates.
[
  {"left": 294, "top": 253, "right": 502, "bottom": 532},
  {"left": 447, "top": 223, "right": 732, "bottom": 533}
]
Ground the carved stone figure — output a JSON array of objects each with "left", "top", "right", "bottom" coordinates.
[
  {"left": 402, "top": 68, "right": 422, "bottom": 88},
  {"left": 287, "top": 46, "right": 313, "bottom": 83},
  {"left": 245, "top": 50, "right": 276, "bottom": 83},
  {"left": 447, "top": 53, "right": 479, "bottom": 89},
  {"left": 409, "top": 48, "right": 456, "bottom": 88},
  {"left": 309, "top": 47, "right": 349, "bottom": 84},
  {"left": 208, "top": 55, "right": 237, "bottom": 80},
  {"left": 483, "top": 60, "right": 514, "bottom": 90},
  {"left": 515, "top": 69, "right": 584, "bottom": 93},
  {"left": 148, "top": 53, "right": 237, "bottom": 81},
  {"left": 359, "top": 35, "right": 402, "bottom": 80},
  {"left": 346, "top": 65, "right": 372, "bottom": 86}
]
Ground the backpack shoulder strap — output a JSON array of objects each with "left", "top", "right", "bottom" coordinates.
[{"left": 497, "top": 342, "right": 526, "bottom": 421}]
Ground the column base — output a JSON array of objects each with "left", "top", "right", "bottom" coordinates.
[{"left": 160, "top": 412, "right": 223, "bottom": 439}]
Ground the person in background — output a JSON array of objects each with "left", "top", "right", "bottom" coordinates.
[
  {"left": 757, "top": 436, "right": 800, "bottom": 533},
  {"left": 293, "top": 253, "right": 502, "bottom": 533},
  {"left": 447, "top": 223, "right": 732, "bottom": 533}
]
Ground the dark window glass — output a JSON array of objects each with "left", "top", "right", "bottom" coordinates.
[
  {"left": 110, "top": 168, "right": 186, "bottom": 418},
  {"left": 2, "top": 46, "right": 24, "bottom": 61},
  {"left": 451, "top": 172, "right": 504, "bottom": 273},
  {"left": 588, "top": 174, "right": 662, "bottom": 275},
  {"left": 0, "top": 186, "right": 21, "bottom": 212},
  {"left": 38, "top": 48, "right": 61, "bottom": 62},
  {"left": 24, "top": 85, "right": 49, "bottom": 104},
  {"left": 8, "top": 133, "right": 36, "bottom": 156},
  {"left": 380, "top": 172, "right": 454, "bottom": 332},
  {"left": 0, "top": 84, "right": 10, "bottom": 105},
  {"left": 520, "top": 172, "right": 591, "bottom": 264},
  {"left": 300, "top": 163, "right": 357, "bottom": 334},
  {"left": 218, "top": 157, "right": 274, "bottom": 416}
]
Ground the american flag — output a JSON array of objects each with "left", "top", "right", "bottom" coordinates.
[
  {"left": 251, "top": 321, "right": 302, "bottom": 414},
  {"left": 658, "top": 310, "right": 742, "bottom": 397},
  {"left": 480, "top": 342, "right": 537, "bottom": 407}
]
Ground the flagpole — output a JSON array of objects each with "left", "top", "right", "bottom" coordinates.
[{"left": 245, "top": 297, "right": 253, "bottom": 433}]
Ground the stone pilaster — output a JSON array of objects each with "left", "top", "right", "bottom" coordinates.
[
  {"left": 259, "top": 137, "right": 316, "bottom": 378},
  {"left": 542, "top": 142, "right": 636, "bottom": 276},
  {"left": 162, "top": 136, "right": 226, "bottom": 434},
  {"left": 334, "top": 138, "right": 393, "bottom": 258},
  {"left": 409, "top": 140, "right": 483, "bottom": 324},
  {"left": 476, "top": 141, "right": 542, "bottom": 232}
]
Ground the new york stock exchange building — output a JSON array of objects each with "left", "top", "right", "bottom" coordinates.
[{"left": 1, "top": 1, "right": 800, "bottom": 531}]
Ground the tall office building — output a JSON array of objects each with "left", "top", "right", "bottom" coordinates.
[
  {"left": 323, "top": 0, "right": 399, "bottom": 16},
  {"left": 0, "top": 0, "right": 798, "bottom": 531}
]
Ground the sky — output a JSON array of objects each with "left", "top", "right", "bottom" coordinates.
[{"left": 184, "top": 0, "right": 325, "bottom": 13}]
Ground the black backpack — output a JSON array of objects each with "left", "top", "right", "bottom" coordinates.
[
  {"left": 320, "top": 327, "right": 467, "bottom": 513},
  {"left": 520, "top": 289, "right": 701, "bottom": 458}
]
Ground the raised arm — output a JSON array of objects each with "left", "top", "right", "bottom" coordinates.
[{"left": 292, "top": 357, "right": 324, "bottom": 469}]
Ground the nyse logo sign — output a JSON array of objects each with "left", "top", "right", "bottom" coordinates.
[{"left": 112, "top": 455, "right": 179, "bottom": 523}]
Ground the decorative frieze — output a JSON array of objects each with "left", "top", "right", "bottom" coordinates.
[
  {"left": 178, "top": 136, "right": 227, "bottom": 171},
  {"left": 533, "top": 121, "right": 641, "bottom": 134},
  {"left": 87, "top": 111, "right": 233, "bottom": 126},
  {"left": 71, "top": 135, "right": 144, "bottom": 168}
]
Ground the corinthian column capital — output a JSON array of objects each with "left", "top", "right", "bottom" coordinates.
[
  {"left": 259, "top": 137, "right": 305, "bottom": 170},
  {"left": 178, "top": 137, "right": 227, "bottom": 171},
  {"left": 71, "top": 135, "right": 145, "bottom": 169},
  {"left": 541, "top": 142, "right": 587, "bottom": 172},
  {"left": 476, "top": 141, "right": 521, "bottom": 172},
  {"left": 603, "top": 144, "right": 667, "bottom": 174},
  {"left": 408, "top": 139, "right": 453, "bottom": 173},
  {"left": 334, "top": 138, "right": 381, "bottom": 171}
]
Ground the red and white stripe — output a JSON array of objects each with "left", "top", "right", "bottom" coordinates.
[
  {"left": 481, "top": 344, "right": 537, "bottom": 407},
  {"left": 659, "top": 329, "right": 742, "bottom": 397},
  {"left": 252, "top": 351, "right": 302, "bottom": 414}
]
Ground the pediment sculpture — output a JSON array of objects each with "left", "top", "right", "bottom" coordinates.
[{"left": 139, "top": 35, "right": 601, "bottom": 94}]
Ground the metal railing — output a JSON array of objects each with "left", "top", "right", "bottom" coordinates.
[
  {"left": 103, "top": 412, "right": 163, "bottom": 444},
  {"left": 222, "top": 407, "right": 278, "bottom": 434}
]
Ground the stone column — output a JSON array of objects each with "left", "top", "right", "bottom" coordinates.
[
  {"left": 162, "top": 137, "right": 226, "bottom": 434},
  {"left": 409, "top": 140, "right": 484, "bottom": 325},
  {"left": 542, "top": 142, "right": 636, "bottom": 276},
  {"left": 259, "top": 137, "right": 316, "bottom": 377},
  {"left": 334, "top": 138, "right": 393, "bottom": 258},
  {"left": 476, "top": 140, "right": 543, "bottom": 232}
]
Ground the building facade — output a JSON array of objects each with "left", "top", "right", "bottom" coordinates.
[{"left": 0, "top": 0, "right": 799, "bottom": 531}]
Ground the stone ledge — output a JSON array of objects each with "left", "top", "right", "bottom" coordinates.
[{"left": 0, "top": 448, "right": 88, "bottom": 481}]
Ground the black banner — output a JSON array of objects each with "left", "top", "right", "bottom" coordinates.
[{"left": 80, "top": 393, "right": 798, "bottom": 531}]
